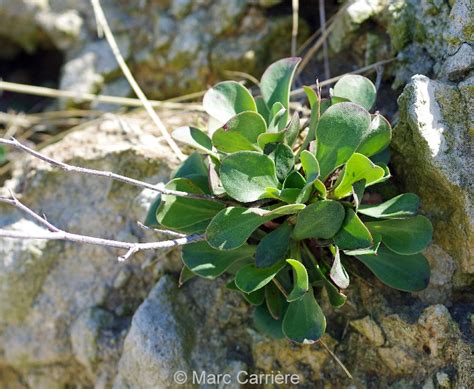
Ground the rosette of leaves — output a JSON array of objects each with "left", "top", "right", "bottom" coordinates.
[{"left": 145, "top": 58, "right": 432, "bottom": 344}]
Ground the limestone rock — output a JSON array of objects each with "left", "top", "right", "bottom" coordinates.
[
  {"left": 350, "top": 316, "right": 385, "bottom": 346},
  {"left": 0, "top": 112, "right": 181, "bottom": 386},
  {"left": 114, "top": 276, "right": 193, "bottom": 388},
  {"left": 0, "top": 0, "right": 308, "bottom": 99},
  {"left": 392, "top": 75, "right": 473, "bottom": 285}
]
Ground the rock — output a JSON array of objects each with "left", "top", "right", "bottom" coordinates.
[
  {"left": 0, "top": 0, "right": 308, "bottom": 100},
  {"left": 392, "top": 75, "right": 473, "bottom": 286},
  {"left": 252, "top": 334, "right": 336, "bottom": 383},
  {"left": 439, "top": 43, "right": 474, "bottom": 82},
  {"left": 114, "top": 276, "right": 193, "bottom": 388},
  {"left": 416, "top": 244, "right": 457, "bottom": 305},
  {"left": 0, "top": 111, "right": 181, "bottom": 386},
  {"left": 0, "top": 220, "right": 58, "bottom": 325},
  {"left": 322, "top": 0, "right": 472, "bottom": 90},
  {"left": 350, "top": 316, "right": 385, "bottom": 346}
]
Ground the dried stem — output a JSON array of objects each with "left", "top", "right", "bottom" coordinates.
[
  {"left": 90, "top": 0, "right": 185, "bottom": 161},
  {"left": 0, "top": 81, "right": 204, "bottom": 112},
  {"left": 0, "top": 137, "right": 227, "bottom": 204},
  {"left": 319, "top": 339, "right": 353, "bottom": 380},
  {"left": 272, "top": 278, "right": 289, "bottom": 299},
  {"left": 0, "top": 194, "right": 203, "bottom": 261},
  {"left": 291, "top": 0, "right": 299, "bottom": 57},
  {"left": 136, "top": 221, "right": 187, "bottom": 238},
  {"left": 291, "top": 58, "right": 395, "bottom": 97},
  {"left": 319, "top": 0, "right": 330, "bottom": 79}
]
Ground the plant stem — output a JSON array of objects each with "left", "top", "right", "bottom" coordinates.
[{"left": 0, "top": 137, "right": 229, "bottom": 204}]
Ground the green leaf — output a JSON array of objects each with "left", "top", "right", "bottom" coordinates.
[
  {"left": 304, "top": 85, "right": 318, "bottom": 107},
  {"left": 208, "top": 157, "right": 225, "bottom": 195},
  {"left": 293, "top": 200, "right": 345, "bottom": 240},
  {"left": 271, "top": 144, "right": 294, "bottom": 181},
  {"left": 0, "top": 146, "right": 6, "bottom": 164},
  {"left": 352, "top": 179, "right": 366, "bottom": 211},
  {"left": 203, "top": 81, "right": 256, "bottom": 123},
  {"left": 285, "top": 112, "right": 301, "bottom": 146},
  {"left": 156, "top": 178, "right": 224, "bottom": 232},
  {"left": 182, "top": 241, "right": 256, "bottom": 279},
  {"left": 144, "top": 194, "right": 161, "bottom": 228},
  {"left": 300, "top": 150, "right": 320, "bottom": 181},
  {"left": 365, "top": 216, "right": 433, "bottom": 255},
  {"left": 172, "top": 126, "right": 213, "bottom": 154},
  {"left": 266, "top": 203, "right": 306, "bottom": 217},
  {"left": 227, "top": 280, "right": 265, "bottom": 305},
  {"left": 282, "top": 287, "right": 326, "bottom": 344},
  {"left": 220, "top": 151, "right": 278, "bottom": 202},
  {"left": 295, "top": 183, "right": 313, "bottom": 204},
  {"left": 255, "top": 96, "right": 270, "bottom": 124},
  {"left": 358, "top": 193, "right": 420, "bottom": 219},
  {"left": 286, "top": 259, "right": 309, "bottom": 302},
  {"left": 370, "top": 147, "right": 391, "bottom": 166},
  {"left": 260, "top": 57, "right": 301, "bottom": 125},
  {"left": 332, "top": 74, "right": 376, "bottom": 111},
  {"left": 253, "top": 304, "right": 285, "bottom": 339},
  {"left": 316, "top": 103, "right": 371, "bottom": 180},
  {"left": 178, "top": 265, "right": 196, "bottom": 287},
  {"left": 146, "top": 153, "right": 209, "bottom": 227},
  {"left": 283, "top": 171, "right": 306, "bottom": 189},
  {"left": 313, "top": 179, "right": 327, "bottom": 198},
  {"left": 312, "top": 263, "right": 347, "bottom": 308},
  {"left": 172, "top": 152, "right": 208, "bottom": 179},
  {"left": 245, "top": 288, "right": 266, "bottom": 305},
  {"left": 256, "top": 222, "right": 292, "bottom": 268},
  {"left": 329, "top": 248, "right": 350, "bottom": 289},
  {"left": 235, "top": 261, "right": 286, "bottom": 293},
  {"left": 333, "top": 153, "right": 385, "bottom": 199},
  {"left": 264, "top": 188, "right": 302, "bottom": 203},
  {"left": 334, "top": 209, "right": 373, "bottom": 250},
  {"left": 357, "top": 113, "right": 392, "bottom": 157},
  {"left": 265, "top": 282, "right": 288, "bottom": 319},
  {"left": 257, "top": 131, "right": 286, "bottom": 150},
  {"left": 303, "top": 86, "right": 320, "bottom": 146},
  {"left": 212, "top": 111, "right": 267, "bottom": 153},
  {"left": 355, "top": 245, "right": 430, "bottom": 292},
  {"left": 206, "top": 205, "right": 304, "bottom": 250},
  {"left": 330, "top": 96, "right": 351, "bottom": 105},
  {"left": 268, "top": 102, "right": 286, "bottom": 132}
]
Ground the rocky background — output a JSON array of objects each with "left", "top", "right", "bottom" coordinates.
[{"left": 0, "top": 0, "right": 472, "bottom": 388}]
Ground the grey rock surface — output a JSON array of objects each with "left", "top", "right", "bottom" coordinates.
[
  {"left": 0, "top": 0, "right": 473, "bottom": 388},
  {"left": 0, "top": 107, "right": 472, "bottom": 388},
  {"left": 0, "top": 0, "right": 307, "bottom": 100}
]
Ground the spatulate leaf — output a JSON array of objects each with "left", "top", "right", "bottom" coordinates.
[
  {"left": 286, "top": 259, "right": 309, "bottom": 301},
  {"left": 212, "top": 112, "right": 267, "bottom": 153},
  {"left": 316, "top": 103, "right": 371, "bottom": 180},
  {"left": 282, "top": 288, "right": 326, "bottom": 344},
  {"left": 203, "top": 81, "right": 256, "bottom": 123},
  {"left": 355, "top": 245, "right": 430, "bottom": 292},
  {"left": 220, "top": 151, "right": 279, "bottom": 203},
  {"left": 293, "top": 200, "right": 345, "bottom": 240},
  {"left": 235, "top": 261, "right": 286, "bottom": 293},
  {"left": 332, "top": 74, "right": 376, "bottom": 111},
  {"left": 182, "top": 241, "right": 256, "bottom": 279},
  {"left": 358, "top": 193, "right": 420, "bottom": 219},
  {"left": 365, "top": 215, "right": 433, "bottom": 255}
]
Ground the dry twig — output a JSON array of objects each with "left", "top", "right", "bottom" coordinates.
[
  {"left": 0, "top": 81, "right": 204, "bottom": 111},
  {"left": 90, "top": 0, "right": 185, "bottom": 160},
  {"left": 0, "top": 137, "right": 226, "bottom": 203},
  {"left": 291, "top": 58, "right": 395, "bottom": 97},
  {"left": 291, "top": 0, "right": 299, "bottom": 57},
  {"left": 319, "top": 0, "right": 330, "bottom": 79},
  {"left": 0, "top": 193, "right": 203, "bottom": 261}
]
